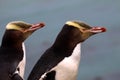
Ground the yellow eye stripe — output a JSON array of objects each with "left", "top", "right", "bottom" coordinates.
[
  {"left": 6, "top": 21, "right": 32, "bottom": 31},
  {"left": 66, "top": 21, "right": 80, "bottom": 29},
  {"left": 65, "top": 21, "right": 86, "bottom": 30},
  {"left": 6, "top": 24, "right": 24, "bottom": 32}
]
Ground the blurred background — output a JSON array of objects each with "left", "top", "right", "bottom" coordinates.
[{"left": 0, "top": 0, "right": 120, "bottom": 80}]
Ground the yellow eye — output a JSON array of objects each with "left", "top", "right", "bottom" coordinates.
[
  {"left": 80, "top": 28, "right": 90, "bottom": 33},
  {"left": 82, "top": 29, "right": 86, "bottom": 31}
]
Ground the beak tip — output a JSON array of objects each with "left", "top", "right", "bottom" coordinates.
[
  {"left": 91, "top": 26, "right": 107, "bottom": 33},
  {"left": 101, "top": 27, "right": 107, "bottom": 32},
  {"left": 39, "top": 22, "right": 45, "bottom": 28}
]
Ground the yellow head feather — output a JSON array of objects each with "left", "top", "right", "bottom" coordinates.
[{"left": 66, "top": 21, "right": 80, "bottom": 29}]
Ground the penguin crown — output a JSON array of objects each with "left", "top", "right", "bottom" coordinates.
[
  {"left": 6, "top": 21, "right": 32, "bottom": 31},
  {"left": 65, "top": 21, "right": 91, "bottom": 29}
]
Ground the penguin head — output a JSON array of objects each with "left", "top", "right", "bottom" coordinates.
[
  {"left": 65, "top": 21, "right": 106, "bottom": 42},
  {"left": 5, "top": 21, "right": 45, "bottom": 41},
  {"left": 1, "top": 21, "right": 45, "bottom": 47}
]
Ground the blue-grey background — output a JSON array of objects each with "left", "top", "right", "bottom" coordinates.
[{"left": 0, "top": 0, "right": 120, "bottom": 80}]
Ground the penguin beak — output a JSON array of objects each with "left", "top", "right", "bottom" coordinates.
[
  {"left": 27, "top": 22, "right": 45, "bottom": 32},
  {"left": 89, "top": 27, "right": 106, "bottom": 34},
  {"left": 22, "top": 22, "right": 45, "bottom": 40}
]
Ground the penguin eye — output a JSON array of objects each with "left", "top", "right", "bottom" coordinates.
[
  {"left": 21, "top": 28, "right": 26, "bottom": 31},
  {"left": 80, "top": 28, "right": 90, "bottom": 33},
  {"left": 82, "top": 29, "right": 87, "bottom": 31},
  {"left": 18, "top": 27, "right": 28, "bottom": 32},
  {"left": 80, "top": 28, "right": 87, "bottom": 32}
]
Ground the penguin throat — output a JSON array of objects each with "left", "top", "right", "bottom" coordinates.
[
  {"left": 1, "top": 30, "right": 24, "bottom": 49},
  {"left": 52, "top": 38, "right": 79, "bottom": 57},
  {"left": 1, "top": 37, "right": 23, "bottom": 50},
  {"left": 1, "top": 42, "right": 23, "bottom": 50}
]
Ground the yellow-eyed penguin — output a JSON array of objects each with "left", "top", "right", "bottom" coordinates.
[
  {"left": 27, "top": 20, "right": 106, "bottom": 80},
  {"left": 0, "top": 21, "right": 45, "bottom": 80}
]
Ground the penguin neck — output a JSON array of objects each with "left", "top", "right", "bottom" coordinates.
[
  {"left": 52, "top": 38, "right": 79, "bottom": 53},
  {"left": 1, "top": 41, "right": 23, "bottom": 50},
  {"left": 1, "top": 30, "right": 24, "bottom": 50},
  {"left": 51, "top": 26, "right": 82, "bottom": 57},
  {"left": 1, "top": 37, "right": 23, "bottom": 49},
  {"left": 70, "top": 43, "right": 81, "bottom": 60}
]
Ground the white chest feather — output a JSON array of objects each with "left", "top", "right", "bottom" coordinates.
[
  {"left": 17, "top": 43, "right": 26, "bottom": 78},
  {"left": 51, "top": 44, "right": 81, "bottom": 80}
]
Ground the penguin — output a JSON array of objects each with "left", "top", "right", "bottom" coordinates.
[
  {"left": 0, "top": 21, "right": 45, "bottom": 80},
  {"left": 27, "top": 20, "right": 106, "bottom": 80}
]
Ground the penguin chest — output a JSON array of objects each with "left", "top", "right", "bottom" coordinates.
[
  {"left": 52, "top": 57, "right": 80, "bottom": 80},
  {"left": 50, "top": 44, "right": 81, "bottom": 80}
]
